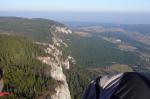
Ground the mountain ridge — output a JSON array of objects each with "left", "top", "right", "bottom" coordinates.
[{"left": 0, "top": 17, "right": 149, "bottom": 99}]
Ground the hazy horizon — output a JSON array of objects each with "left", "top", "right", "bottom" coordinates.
[
  {"left": 0, "top": 11, "right": 150, "bottom": 24},
  {"left": 0, "top": 0, "right": 150, "bottom": 24}
]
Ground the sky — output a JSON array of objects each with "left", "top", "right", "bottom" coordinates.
[
  {"left": 0, "top": 0, "right": 150, "bottom": 12},
  {"left": 0, "top": 0, "right": 150, "bottom": 24}
]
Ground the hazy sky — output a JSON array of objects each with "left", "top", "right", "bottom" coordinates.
[
  {"left": 0, "top": 0, "right": 150, "bottom": 24},
  {"left": 1, "top": 0, "right": 150, "bottom": 12}
]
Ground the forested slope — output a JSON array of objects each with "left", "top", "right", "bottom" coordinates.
[
  {"left": 0, "top": 35, "right": 57, "bottom": 98},
  {"left": 0, "top": 17, "right": 64, "bottom": 43},
  {"left": 67, "top": 34, "right": 144, "bottom": 67}
]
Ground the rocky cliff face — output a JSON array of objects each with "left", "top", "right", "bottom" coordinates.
[{"left": 37, "top": 25, "right": 75, "bottom": 99}]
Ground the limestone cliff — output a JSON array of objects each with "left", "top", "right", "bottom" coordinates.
[{"left": 37, "top": 25, "right": 75, "bottom": 99}]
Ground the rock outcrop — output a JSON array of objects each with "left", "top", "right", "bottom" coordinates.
[{"left": 37, "top": 25, "right": 75, "bottom": 99}]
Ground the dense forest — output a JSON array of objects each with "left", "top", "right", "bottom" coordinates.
[
  {"left": 64, "top": 67, "right": 99, "bottom": 99},
  {"left": 0, "top": 35, "right": 58, "bottom": 98},
  {"left": 0, "top": 17, "right": 64, "bottom": 43},
  {"left": 67, "top": 34, "right": 144, "bottom": 67}
]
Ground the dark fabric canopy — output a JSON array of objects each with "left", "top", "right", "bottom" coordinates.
[{"left": 83, "top": 72, "right": 150, "bottom": 99}]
